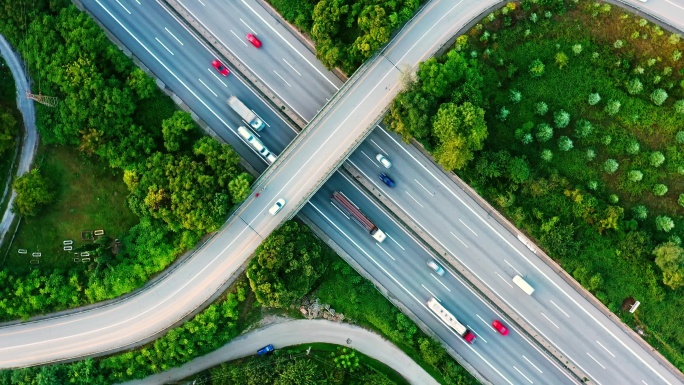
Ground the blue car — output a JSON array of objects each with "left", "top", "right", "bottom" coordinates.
[
  {"left": 257, "top": 344, "right": 275, "bottom": 356},
  {"left": 379, "top": 173, "right": 395, "bottom": 187}
]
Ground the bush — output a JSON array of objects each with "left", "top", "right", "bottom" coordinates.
[
  {"left": 588, "top": 93, "right": 601, "bottom": 106},
  {"left": 11, "top": 168, "right": 55, "bottom": 217},
  {"left": 586, "top": 148, "right": 596, "bottom": 161},
  {"left": 602, "top": 135, "right": 612, "bottom": 145},
  {"left": 536, "top": 123, "right": 554, "bottom": 142},
  {"left": 572, "top": 44, "right": 583, "bottom": 55},
  {"left": 609, "top": 194, "right": 619, "bottom": 204},
  {"left": 614, "top": 39, "right": 624, "bottom": 49},
  {"left": 604, "top": 159, "right": 619, "bottom": 174},
  {"left": 655, "top": 216, "right": 675, "bottom": 232},
  {"left": 605, "top": 100, "right": 621, "bottom": 116},
  {"left": 625, "top": 140, "right": 640, "bottom": 155},
  {"left": 574, "top": 119, "right": 593, "bottom": 139},
  {"left": 650, "top": 88, "right": 668, "bottom": 105},
  {"left": 510, "top": 89, "right": 522, "bottom": 103},
  {"left": 541, "top": 149, "right": 553, "bottom": 162},
  {"left": 534, "top": 101, "right": 549, "bottom": 115},
  {"left": 627, "top": 78, "right": 643, "bottom": 94},
  {"left": 679, "top": 194, "right": 684, "bottom": 208},
  {"left": 555, "top": 52, "right": 569, "bottom": 68},
  {"left": 675, "top": 100, "right": 684, "bottom": 114},
  {"left": 653, "top": 184, "right": 668, "bottom": 196},
  {"left": 529, "top": 59, "right": 545, "bottom": 77},
  {"left": 554, "top": 110, "right": 570, "bottom": 128},
  {"left": 650, "top": 151, "right": 665, "bottom": 167},
  {"left": 558, "top": 136, "right": 573, "bottom": 151},
  {"left": 676, "top": 131, "right": 684, "bottom": 144},
  {"left": 588, "top": 180, "right": 598, "bottom": 190},
  {"left": 498, "top": 106, "right": 510, "bottom": 121},
  {"left": 628, "top": 170, "right": 643, "bottom": 182},
  {"left": 632, "top": 205, "right": 648, "bottom": 220}
]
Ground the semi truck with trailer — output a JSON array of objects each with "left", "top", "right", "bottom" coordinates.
[
  {"left": 331, "top": 191, "right": 386, "bottom": 242},
  {"left": 426, "top": 297, "right": 475, "bottom": 343},
  {"left": 227, "top": 95, "right": 265, "bottom": 131}
]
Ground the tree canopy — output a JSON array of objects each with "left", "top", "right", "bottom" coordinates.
[{"left": 11, "top": 168, "right": 55, "bottom": 217}]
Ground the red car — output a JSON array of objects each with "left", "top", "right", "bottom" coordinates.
[
  {"left": 492, "top": 320, "right": 509, "bottom": 336},
  {"left": 246, "top": 33, "right": 262, "bottom": 48},
  {"left": 212, "top": 59, "right": 230, "bottom": 76}
]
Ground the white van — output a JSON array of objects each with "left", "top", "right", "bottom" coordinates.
[
  {"left": 238, "top": 126, "right": 271, "bottom": 158},
  {"left": 512, "top": 275, "right": 535, "bottom": 295}
]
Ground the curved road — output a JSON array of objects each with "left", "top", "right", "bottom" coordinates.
[{"left": 121, "top": 319, "right": 439, "bottom": 385}]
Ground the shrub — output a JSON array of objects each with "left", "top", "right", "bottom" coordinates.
[
  {"left": 530, "top": 13, "right": 538, "bottom": 23},
  {"left": 602, "top": 135, "right": 612, "bottom": 145},
  {"left": 633, "top": 205, "right": 648, "bottom": 220},
  {"left": 555, "top": 52, "right": 569, "bottom": 68},
  {"left": 554, "top": 110, "right": 570, "bottom": 128},
  {"left": 498, "top": 106, "right": 510, "bottom": 121},
  {"left": 522, "top": 133, "right": 533, "bottom": 144},
  {"left": 572, "top": 44, "right": 582, "bottom": 55},
  {"left": 625, "top": 140, "right": 640, "bottom": 155},
  {"left": 510, "top": 89, "right": 522, "bottom": 103},
  {"left": 650, "top": 151, "right": 665, "bottom": 167},
  {"left": 674, "top": 100, "right": 684, "bottom": 114},
  {"left": 670, "top": 33, "right": 682, "bottom": 45},
  {"left": 627, "top": 78, "right": 643, "bottom": 95},
  {"left": 679, "top": 193, "right": 684, "bottom": 208},
  {"left": 574, "top": 119, "right": 593, "bottom": 138},
  {"left": 653, "top": 184, "right": 668, "bottom": 196},
  {"left": 604, "top": 159, "right": 619, "bottom": 174},
  {"left": 677, "top": 131, "right": 684, "bottom": 144},
  {"left": 674, "top": 50, "right": 682, "bottom": 62},
  {"left": 534, "top": 101, "right": 549, "bottom": 115},
  {"left": 608, "top": 194, "right": 619, "bottom": 204},
  {"left": 628, "top": 170, "right": 643, "bottom": 182},
  {"left": 529, "top": 59, "right": 545, "bottom": 77},
  {"left": 536, "top": 123, "right": 553, "bottom": 142},
  {"left": 544, "top": 11, "right": 552, "bottom": 19},
  {"left": 655, "top": 216, "right": 675, "bottom": 232},
  {"left": 588, "top": 93, "right": 601, "bottom": 105},
  {"left": 541, "top": 149, "right": 553, "bottom": 162},
  {"left": 558, "top": 136, "right": 573, "bottom": 151},
  {"left": 650, "top": 89, "right": 668, "bottom": 105},
  {"left": 614, "top": 39, "right": 624, "bottom": 49},
  {"left": 586, "top": 148, "right": 596, "bottom": 161},
  {"left": 605, "top": 100, "right": 621, "bottom": 116},
  {"left": 588, "top": 180, "right": 598, "bottom": 190}
]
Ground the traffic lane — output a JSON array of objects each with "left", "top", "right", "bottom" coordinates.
[
  {"left": 177, "top": 0, "right": 340, "bottom": 121},
  {"left": 305, "top": 178, "right": 573, "bottom": 385}
]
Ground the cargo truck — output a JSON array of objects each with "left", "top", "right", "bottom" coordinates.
[
  {"left": 331, "top": 191, "right": 386, "bottom": 242},
  {"left": 426, "top": 297, "right": 475, "bottom": 343},
  {"left": 227, "top": 95, "right": 265, "bottom": 131}
]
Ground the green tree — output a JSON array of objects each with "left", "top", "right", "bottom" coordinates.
[
  {"left": 0, "top": 108, "right": 17, "bottom": 155},
  {"left": 541, "top": 149, "right": 553, "bottom": 162},
  {"left": 228, "top": 173, "right": 253, "bottom": 204},
  {"left": 555, "top": 52, "right": 569, "bottom": 68},
  {"left": 418, "top": 337, "right": 445, "bottom": 367},
  {"left": 508, "top": 156, "right": 531, "bottom": 184},
  {"left": 588, "top": 93, "right": 601, "bottom": 106},
  {"left": 529, "top": 58, "right": 545, "bottom": 77},
  {"left": 603, "top": 159, "right": 619, "bottom": 174},
  {"left": 651, "top": 88, "right": 668, "bottom": 105},
  {"left": 626, "top": 140, "right": 640, "bottom": 155},
  {"left": 626, "top": 78, "right": 643, "bottom": 94},
  {"left": 653, "top": 184, "right": 668, "bottom": 196},
  {"left": 126, "top": 67, "right": 156, "bottom": 100},
  {"left": 536, "top": 123, "right": 553, "bottom": 142},
  {"left": 554, "top": 110, "right": 570, "bottom": 128},
  {"left": 653, "top": 242, "right": 684, "bottom": 289},
  {"left": 534, "top": 101, "right": 548, "bottom": 115},
  {"left": 161, "top": 111, "right": 194, "bottom": 152},
  {"left": 632, "top": 205, "right": 648, "bottom": 221},
  {"left": 432, "top": 102, "right": 488, "bottom": 170},
  {"left": 605, "top": 100, "right": 621, "bottom": 116},
  {"left": 574, "top": 119, "right": 593, "bottom": 139},
  {"left": 11, "top": 168, "right": 55, "bottom": 217},
  {"left": 655, "top": 216, "right": 675, "bottom": 232},
  {"left": 628, "top": 170, "right": 643, "bottom": 182},
  {"left": 558, "top": 136, "right": 573, "bottom": 151},
  {"left": 650, "top": 151, "right": 665, "bottom": 167}
]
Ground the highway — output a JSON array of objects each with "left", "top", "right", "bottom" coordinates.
[{"left": 0, "top": 0, "right": 682, "bottom": 384}]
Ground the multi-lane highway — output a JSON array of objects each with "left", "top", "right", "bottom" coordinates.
[{"left": 1, "top": 0, "right": 683, "bottom": 384}]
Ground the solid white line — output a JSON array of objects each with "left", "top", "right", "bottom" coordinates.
[
  {"left": 360, "top": 150, "right": 376, "bottom": 165},
  {"left": 198, "top": 79, "right": 217, "bottom": 97},
  {"left": 431, "top": 274, "right": 450, "bottom": 292},
  {"left": 115, "top": 0, "right": 131, "bottom": 14},
  {"left": 376, "top": 243, "right": 396, "bottom": 261},
  {"left": 664, "top": 0, "right": 684, "bottom": 10},
  {"left": 386, "top": 234, "right": 404, "bottom": 250},
  {"left": 208, "top": 69, "right": 228, "bottom": 88},
  {"left": 414, "top": 179, "right": 433, "bottom": 195},
  {"left": 642, "top": 380, "right": 649, "bottom": 385},
  {"left": 421, "top": 284, "right": 439, "bottom": 301},
  {"left": 273, "top": 70, "right": 292, "bottom": 87},
  {"left": 586, "top": 352, "right": 606, "bottom": 369},
  {"left": 513, "top": 366, "right": 533, "bottom": 384},
  {"left": 449, "top": 231, "right": 468, "bottom": 248},
  {"left": 282, "top": 58, "right": 301, "bottom": 76},
  {"left": 550, "top": 300, "right": 570, "bottom": 318},
  {"left": 540, "top": 312, "right": 559, "bottom": 329},
  {"left": 476, "top": 313, "right": 489, "bottom": 327},
  {"left": 369, "top": 138, "right": 384, "bottom": 151},
  {"left": 197, "top": 0, "right": 205, "bottom": 5},
  {"left": 503, "top": 259, "right": 522, "bottom": 276},
  {"left": 165, "top": 27, "right": 183, "bottom": 45},
  {"left": 466, "top": 325, "right": 487, "bottom": 344},
  {"left": 230, "top": 30, "right": 248, "bottom": 46},
  {"left": 495, "top": 272, "right": 514, "bottom": 288},
  {"left": 134, "top": 0, "right": 141, "bottom": 5},
  {"left": 329, "top": 201, "right": 350, "bottom": 220},
  {"left": 522, "top": 355, "right": 543, "bottom": 374},
  {"left": 404, "top": 191, "right": 423, "bottom": 208},
  {"left": 239, "top": 0, "right": 339, "bottom": 89},
  {"left": 458, "top": 219, "right": 477, "bottom": 236},
  {"left": 240, "top": 18, "right": 256, "bottom": 34},
  {"left": 596, "top": 341, "right": 615, "bottom": 358},
  {"left": 155, "top": 37, "right": 174, "bottom": 55}
]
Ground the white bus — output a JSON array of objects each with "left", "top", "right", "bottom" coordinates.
[
  {"left": 513, "top": 275, "right": 535, "bottom": 295},
  {"left": 426, "top": 297, "right": 475, "bottom": 343}
]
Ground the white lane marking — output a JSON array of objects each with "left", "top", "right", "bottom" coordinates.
[
  {"left": 476, "top": 314, "right": 489, "bottom": 327},
  {"left": 376, "top": 243, "right": 396, "bottom": 261},
  {"left": 307, "top": 201, "right": 514, "bottom": 385},
  {"left": 330, "top": 201, "right": 350, "bottom": 219},
  {"left": 596, "top": 341, "right": 615, "bottom": 358},
  {"left": 664, "top": 0, "right": 684, "bottom": 10},
  {"left": 430, "top": 274, "right": 450, "bottom": 292},
  {"left": 198, "top": 79, "right": 217, "bottom": 97},
  {"left": 115, "top": 0, "right": 131, "bottom": 14},
  {"left": 370, "top": 138, "right": 386, "bottom": 152},
  {"left": 386, "top": 234, "right": 404, "bottom": 250},
  {"left": 165, "top": 27, "right": 183, "bottom": 45},
  {"left": 540, "top": 312, "right": 559, "bottom": 329},
  {"left": 642, "top": 381, "right": 649, "bottom": 385},
  {"left": 197, "top": 0, "right": 205, "bottom": 5},
  {"left": 503, "top": 259, "right": 522, "bottom": 276},
  {"left": 239, "top": 0, "right": 339, "bottom": 89},
  {"left": 208, "top": 70, "right": 228, "bottom": 88},
  {"left": 273, "top": 70, "right": 292, "bottom": 87},
  {"left": 240, "top": 18, "right": 256, "bottom": 34},
  {"left": 134, "top": 0, "right": 141, "bottom": 5},
  {"left": 421, "top": 284, "right": 439, "bottom": 301},
  {"left": 466, "top": 325, "right": 487, "bottom": 344},
  {"left": 458, "top": 219, "right": 477, "bottom": 236},
  {"left": 360, "top": 150, "right": 376, "bottom": 165},
  {"left": 522, "top": 355, "right": 543, "bottom": 374},
  {"left": 230, "top": 30, "right": 248, "bottom": 46},
  {"left": 495, "top": 272, "right": 514, "bottom": 288},
  {"left": 449, "top": 231, "right": 468, "bottom": 248},
  {"left": 282, "top": 58, "right": 301, "bottom": 76},
  {"left": 550, "top": 300, "right": 570, "bottom": 318},
  {"left": 513, "top": 366, "right": 533, "bottom": 384},
  {"left": 404, "top": 191, "right": 423, "bottom": 208},
  {"left": 414, "top": 179, "right": 433, "bottom": 195},
  {"left": 155, "top": 37, "right": 174, "bottom": 55},
  {"left": 586, "top": 352, "right": 606, "bottom": 369}
]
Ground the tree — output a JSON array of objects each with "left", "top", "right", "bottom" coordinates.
[
  {"left": 626, "top": 140, "right": 640, "bottom": 155},
  {"left": 126, "top": 67, "right": 156, "bottom": 100},
  {"left": 603, "top": 159, "right": 619, "bottom": 174},
  {"left": 529, "top": 59, "right": 545, "bottom": 77},
  {"left": 679, "top": 193, "right": 684, "bottom": 208},
  {"left": 534, "top": 101, "right": 548, "bottom": 115},
  {"left": 418, "top": 337, "right": 446, "bottom": 367},
  {"left": 650, "top": 151, "right": 665, "bottom": 167},
  {"left": 651, "top": 88, "right": 668, "bottom": 105},
  {"left": 0, "top": 108, "right": 17, "bottom": 156},
  {"left": 676, "top": 131, "right": 684, "bottom": 144},
  {"left": 161, "top": 111, "right": 194, "bottom": 152},
  {"left": 558, "top": 136, "right": 573, "bottom": 151},
  {"left": 628, "top": 170, "right": 643, "bottom": 182},
  {"left": 228, "top": 173, "right": 253, "bottom": 204},
  {"left": 432, "top": 102, "right": 488, "bottom": 170},
  {"left": 632, "top": 205, "right": 648, "bottom": 221},
  {"left": 674, "top": 100, "right": 684, "bottom": 114},
  {"left": 588, "top": 93, "right": 601, "bottom": 106},
  {"left": 536, "top": 123, "right": 553, "bottom": 142},
  {"left": 574, "top": 119, "right": 593, "bottom": 139},
  {"left": 555, "top": 52, "right": 569, "bottom": 68},
  {"left": 541, "top": 149, "right": 553, "bottom": 162},
  {"left": 508, "top": 156, "right": 531, "bottom": 184},
  {"left": 554, "top": 110, "right": 570, "bottom": 128},
  {"left": 509, "top": 89, "right": 522, "bottom": 103},
  {"left": 653, "top": 184, "right": 668, "bottom": 196},
  {"left": 655, "top": 216, "right": 675, "bottom": 232},
  {"left": 11, "top": 168, "right": 55, "bottom": 217},
  {"left": 626, "top": 78, "right": 643, "bottom": 95},
  {"left": 653, "top": 242, "right": 684, "bottom": 289},
  {"left": 605, "top": 100, "right": 621, "bottom": 116}
]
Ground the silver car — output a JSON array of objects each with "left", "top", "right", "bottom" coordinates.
[
  {"left": 376, "top": 153, "right": 392, "bottom": 169},
  {"left": 427, "top": 260, "right": 445, "bottom": 276}
]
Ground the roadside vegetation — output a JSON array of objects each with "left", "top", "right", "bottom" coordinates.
[
  {"left": 267, "top": 0, "right": 421, "bottom": 73},
  {"left": 0, "top": 0, "right": 252, "bottom": 320},
  {"left": 385, "top": 0, "right": 684, "bottom": 370},
  {"left": 0, "top": 54, "right": 20, "bottom": 216}
]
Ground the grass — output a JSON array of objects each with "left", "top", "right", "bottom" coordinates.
[{"left": 4, "top": 145, "right": 138, "bottom": 273}]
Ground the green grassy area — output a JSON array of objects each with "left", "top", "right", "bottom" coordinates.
[{"left": 4, "top": 145, "right": 138, "bottom": 273}]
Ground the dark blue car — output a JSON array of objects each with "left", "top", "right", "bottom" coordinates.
[
  {"left": 257, "top": 344, "right": 274, "bottom": 356},
  {"left": 379, "top": 173, "right": 395, "bottom": 188}
]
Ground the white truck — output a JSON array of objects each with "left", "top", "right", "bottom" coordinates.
[
  {"left": 227, "top": 96, "right": 265, "bottom": 131},
  {"left": 331, "top": 191, "right": 386, "bottom": 242}
]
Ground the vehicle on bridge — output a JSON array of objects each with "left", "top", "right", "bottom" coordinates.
[
  {"left": 426, "top": 297, "right": 475, "bottom": 343},
  {"left": 331, "top": 191, "right": 386, "bottom": 242},
  {"left": 228, "top": 95, "right": 265, "bottom": 131}
]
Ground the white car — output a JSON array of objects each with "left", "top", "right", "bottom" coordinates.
[
  {"left": 427, "top": 260, "right": 445, "bottom": 276},
  {"left": 376, "top": 153, "right": 392, "bottom": 169},
  {"left": 238, "top": 126, "right": 271, "bottom": 158},
  {"left": 269, "top": 198, "right": 286, "bottom": 215}
]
